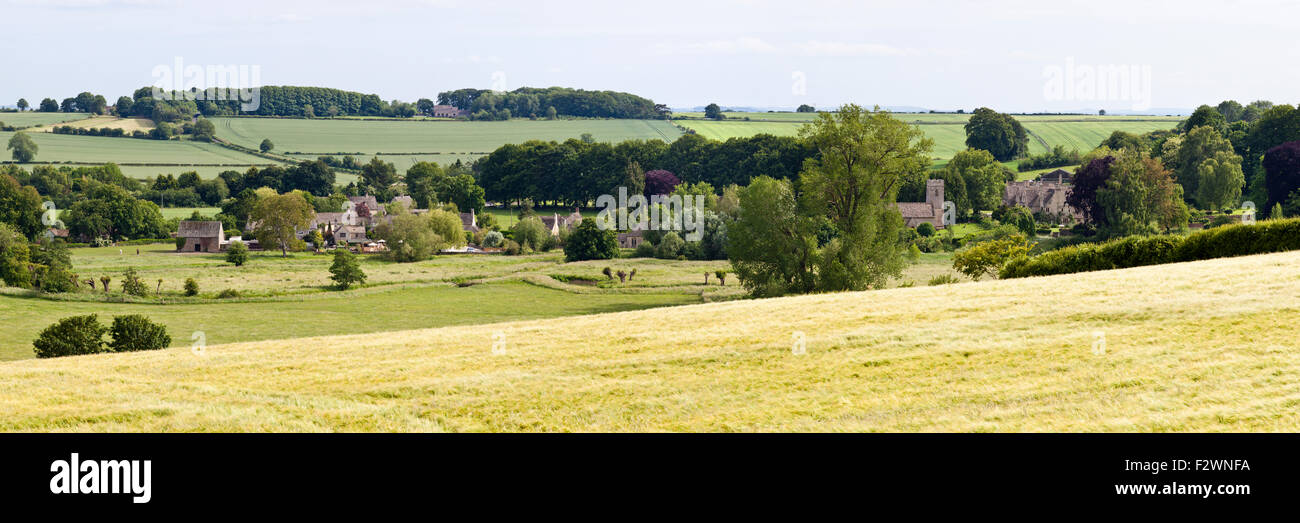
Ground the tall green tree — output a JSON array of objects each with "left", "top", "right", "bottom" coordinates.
[
  {"left": 964, "top": 107, "right": 1028, "bottom": 161},
  {"left": 250, "top": 192, "right": 314, "bottom": 257},
  {"left": 563, "top": 219, "right": 618, "bottom": 261},
  {"left": 1195, "top": 151, "right": 1245, "bottom": 211},
  {"left": 7, "top": 132, "right": 38, "bottom": 163},
  {"left": 704, "top": 103, "right": 723, "bottom": 120},
  {"left": 361, "top": 157, "right": 397, "bottom": 189},
  {"left": 0, "top": 174, "right": 43, "bottom": 239},
  {"left": 728, "top": 105, "right": 932, "bottom": 296},
  {"left": 16, "top": 99, "right": 29, "bottom": 111},
  {"left": 1175, "top": 126, "right": 1235, "bottom": 204},
  {"left": 328, "top": 249, "right": 366, "bottom": 289},
  {"left": 1183, "top": 105, "right": 1227, "bottom": 134}
]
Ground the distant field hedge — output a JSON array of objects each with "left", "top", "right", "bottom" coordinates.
[{"left": 1000, "top": 219, "right": 1300, "bottom": 278}]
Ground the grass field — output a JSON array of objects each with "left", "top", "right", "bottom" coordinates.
[
  {"left": 159, "top": 207, "right": 220, "bottom": 219},
  {"left": 0, "top": 112, "right": 91, "bottom": 128},
  {"left": 0, "top": 250, "right": 1294, "bottom": 431},
  {"left": 677, "top": 113, "right": 1180, "bottom": 162},
  {"left": 214, "top": 118, "right": 684, "bottom": 157},
  {"left": 0, "top": 281, "right": 699, "bottom": 363},
  {"left": 0, "top": 131, "right": 278, "bottom": 168}
]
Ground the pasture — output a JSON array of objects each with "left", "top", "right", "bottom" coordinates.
[
  {"left": 0, "top": 131, "right": 279, "bottom": 168},
  {"left": 1, "top": 250, "right": 1295, "bottom": 431},
  {"left": 676, "top": 113, "right": 1180, "bottom": 161},
  {"left": 0, "top": 243, "right": 959, "bottom": 362},
  {"left": 213, "top": 117, "right": 684, "bottom": 157},
  {"left": 0, "top": 112, "right": 90, "bottom": 128}
]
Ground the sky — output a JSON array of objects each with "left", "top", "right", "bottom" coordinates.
[{"left": 3, "top": 0, "right": 1300, "bottom": 113}]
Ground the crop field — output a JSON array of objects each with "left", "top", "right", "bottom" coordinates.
[
  {"left": 0, "top": 131, "right": 279, "bottom": 170},
  {"left": 159, "top": 207, "right": 221, "bottom": 219},
  {"left": 0, "top": 112, "right": 91, "bottom": 128},
  {"left": 286, "top": 153, "right": 486, "bottom": 172},
  {"left": 28, "top": 115, "right": 156, "bottom": 134},
  {"left": 214, "top": 117, "right": 684, "bottom": 158},
  {"left": 0, "top": 250, "right": 1294, "bottom": 431},
  {"left": 678, "top": 114, "right": 1179, "bottom": 161}
]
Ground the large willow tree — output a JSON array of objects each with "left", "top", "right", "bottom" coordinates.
[{"left": 728, "top": 104, "right": 932, "bottom": 296}]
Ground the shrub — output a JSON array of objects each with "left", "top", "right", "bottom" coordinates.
[
  {"left": 217, "top": 288, "right": 241, "bottom": 299},
  {"left": 183, "top": 277, "right": 199, "bottom": 296},
  {"left": 916, "top": 222, "right": 935, "bottom": 237},
  {"left": 175, "top": 236, "right": 186, "bottom": 251},
  {"left": 502, "top": 239, "right": 521, "bottom": 255},
  {"left": 564, "top": 220, "right": 619, "bottom": 262},
  {"left": 226, "top": 240, "right": 248, "bottom": 266},
  {"left": 329, "top": 249, "right": 366, "bottom": 289},
  {"left": 33, "top": 315, "right": 108, "bottom": 358},
  {"left": 928, "top": 274, "right": 960, "bottom": 286},
  {"left": 655, "top": 232, "right": 685, "bottom": 259},
  {"left": 482, "top": 230, "right": 504, "bottom": 248},
  {"left": 121, "top": 267, "right": 148, "bottom": 296},
  {"left": 999, "top": 218, "right": 1300, "bottom": 278},
  {"left": 510, "top": 217, "right": 549, "bottom": 251},
  {"left": 632, "top": 241, "right": 656, "bottom": 258},
  {"left": 40, "top": 261, "right": 77, "bottom": 293},
  {"left": 952, "top": 234, "right": 1030, "bottom": 280},
  {"left": 108, "top": 315, "right": 171, "bottom": 352}
]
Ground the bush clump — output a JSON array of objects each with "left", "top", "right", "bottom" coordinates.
[
  {"left": 33, "top": 314, "right": 172, "bottom": 358},
  {"left": 108, "top": 315, "right": 172, "bottom": 352},
  {"left": 33, "top": 315, "right": 110, "bottom": 358},
  {"left": 1001, "top": 218, "right": 1300, "bottom": 278}
]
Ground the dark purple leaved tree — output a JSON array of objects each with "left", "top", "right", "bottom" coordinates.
[
  {"left": 1263, "top": 141, "right": 1300, "bottom": 213},
  {"left": 643, "top": 169, "right": 681, "bottom": 196},
  {"left": 1066, "top": 156, "right": 1116, "bottom": 225}
]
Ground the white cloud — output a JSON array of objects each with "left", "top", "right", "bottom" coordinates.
[
  {"left": 792, "top": 41, "right": 916, "bottom": 57},
  {"left": 649, "top": 37, "right": 778, "bottom": 56}
]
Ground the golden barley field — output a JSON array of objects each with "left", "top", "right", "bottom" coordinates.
[{"left": 2, "top": 251, "right": 1298, "bottom": 432}]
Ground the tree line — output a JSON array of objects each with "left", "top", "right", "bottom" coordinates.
[
  {"left": 473, "top": 133, "right": 814, "bottom": 206},
  {"left": 437, "top": 87, "right": 666, "bottom": 120}
]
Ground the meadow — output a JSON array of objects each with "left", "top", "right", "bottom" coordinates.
[
  {"left": 0, "top": 131, "right": 277, "bottom": 169},
  {"left": 0, "top": 243, "right": 962, "bottom": 361},
  {"left": 0, "top": 250, "right": 1294, "bottom": 431},
  {"left": 677, "top": 114, "right": 1179, "bottom": 161},
  {"left": 214, "top": 117, "right": 684, "bottom": 156},
  {"left": 0, "top": 112, "right": 91, "bottom": 128}
]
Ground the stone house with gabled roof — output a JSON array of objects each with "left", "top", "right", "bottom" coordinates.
[
  {"left": 896, "top": 179, "right": 945, "bottom": 229},
  {"left": 177, "top": 221, "right": 225, "bottom": 252},
  {"left": 539, "top": 208, "right": 584, "bottom": 236}
]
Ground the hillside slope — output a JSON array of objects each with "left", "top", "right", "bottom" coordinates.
[{"left": 3, "top": 251, "right": 1300, "bottom": 432}]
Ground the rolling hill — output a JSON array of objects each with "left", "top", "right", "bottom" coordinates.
[{"left": 2, "top": 250, "right": 1297, "bottom": 432}]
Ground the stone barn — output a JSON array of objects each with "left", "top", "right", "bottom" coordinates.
[{"left": 177, "top": 221, "right": 225, "bottom": 253}]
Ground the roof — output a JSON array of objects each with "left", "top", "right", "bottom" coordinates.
[
  {"left": 315, "top": 212, "right": 346, "bottom": 224},
  {"left": 177, "top": 221, "right": 223, "bottom": 237},
  {"left": 459, "top": 212, "right": 479, "bottom": 233},
  {"left": 897, "top": 202, "right": 936, "bottom": 219}
]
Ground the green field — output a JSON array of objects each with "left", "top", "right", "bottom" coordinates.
[
  {"left": 0, "top": 112, "right": 92, "bottom": 128},
  {"left": 677, "top": 113, "right": 1181, "bottom": 161},
  {"left": 0, "top": 131, "right": 279, "bottom": 171},
  {"left": 215, "top": 117, "right": 684, "bottom": 157},
  {"left": 160, "top": 207, "right": 221, "bottom": 219},
  {"left": 1, "top": 249, "right": 1294, "bottom": 431},
  {"left": 0, "top": 281, "right": 699, "bottom": 362}
]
